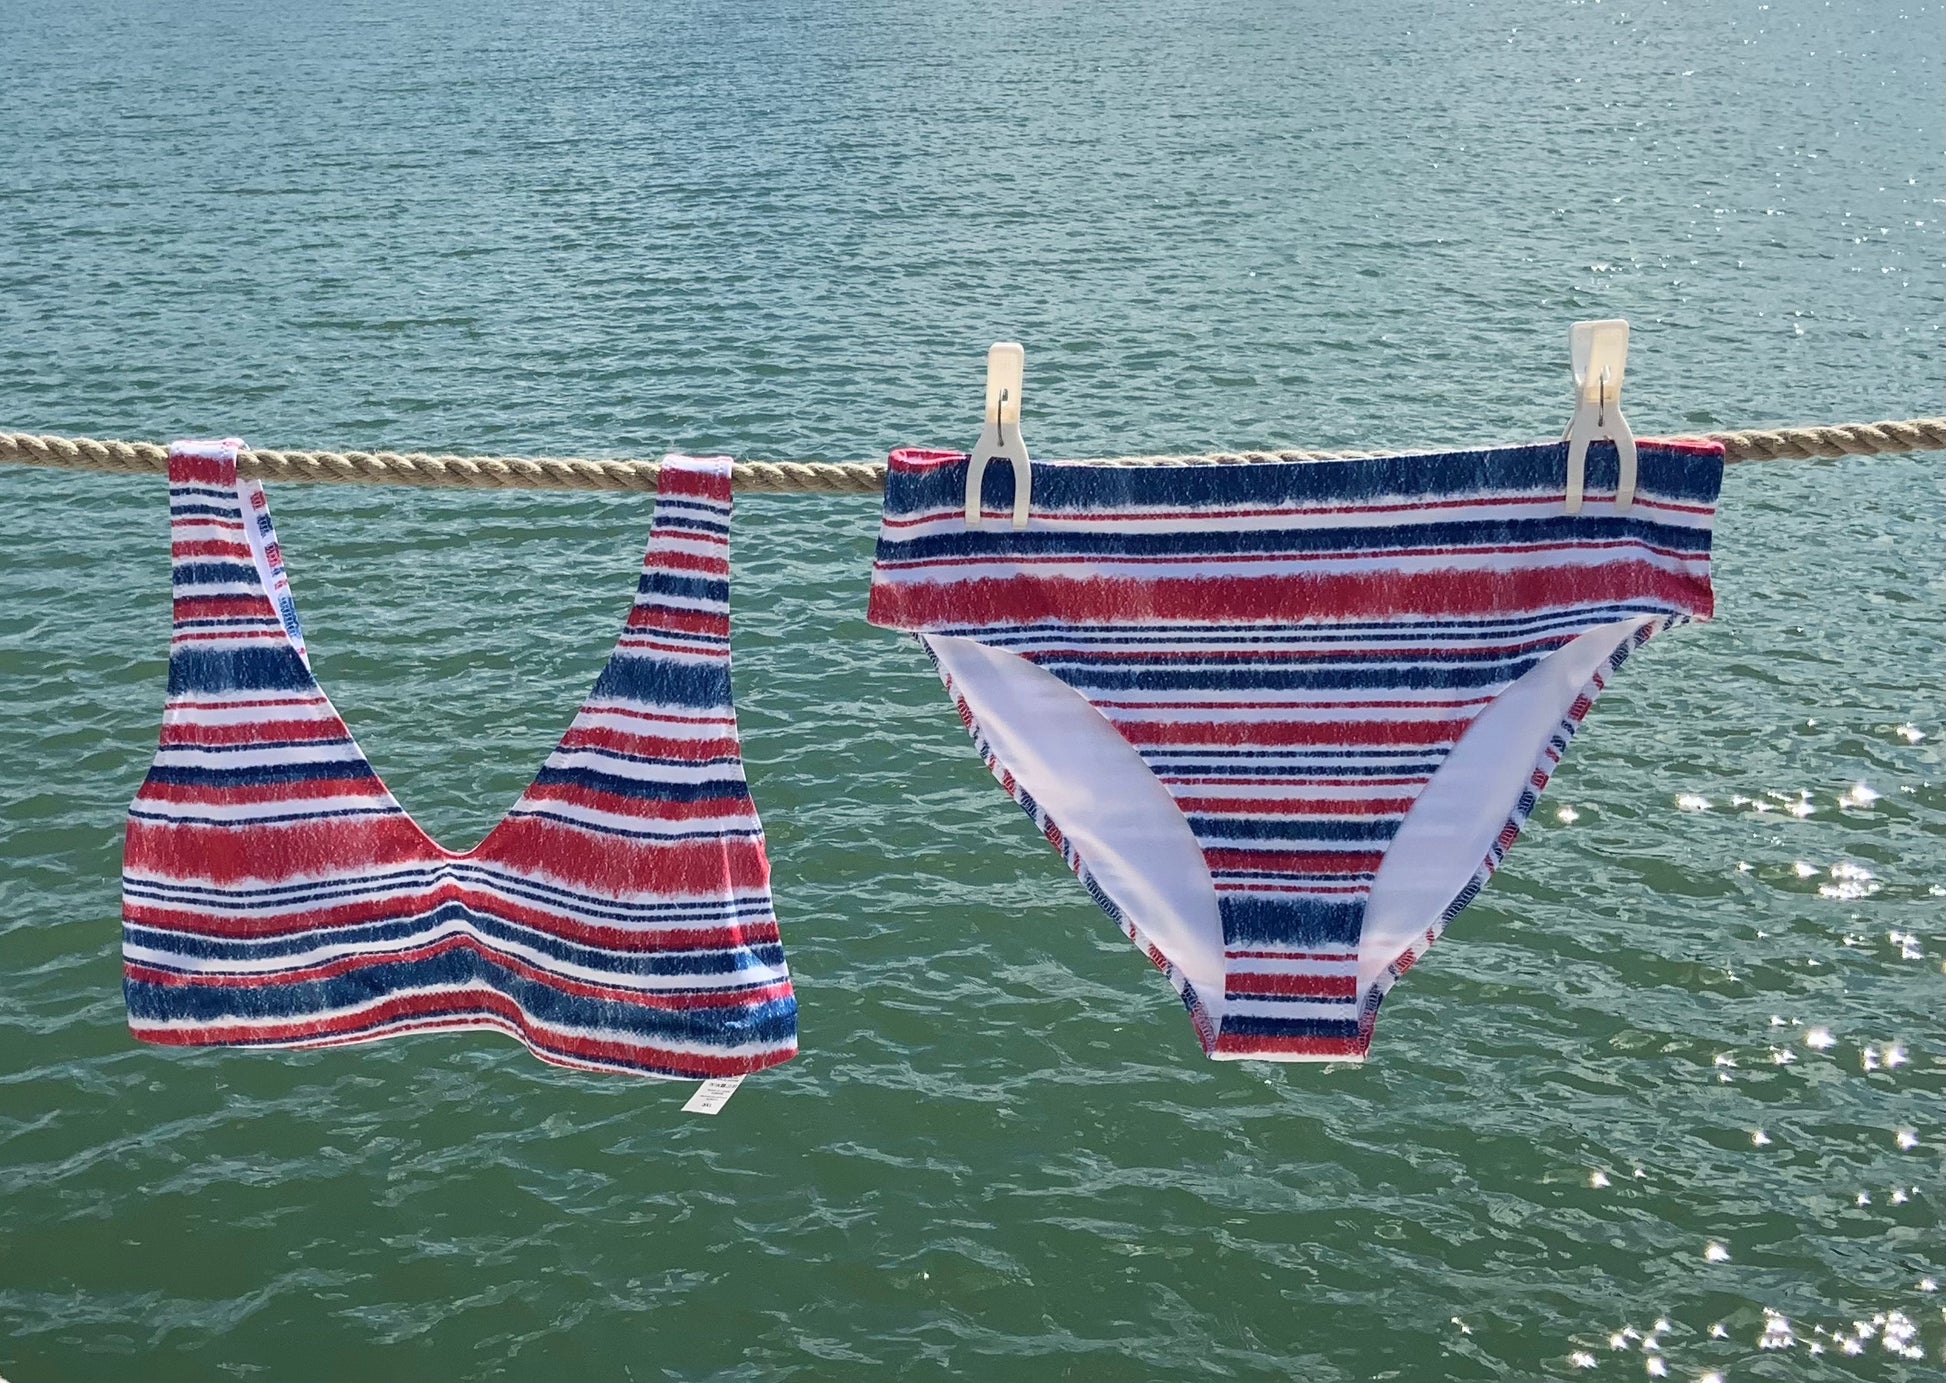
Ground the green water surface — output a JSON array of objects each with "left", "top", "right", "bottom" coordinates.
[{"left": 1, "top": 1, "right": 1941, "bottom": 1379}]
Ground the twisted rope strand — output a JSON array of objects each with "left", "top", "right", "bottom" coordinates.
[{"left": 1, "top": 418, "right": 1940, "bottom": 493}]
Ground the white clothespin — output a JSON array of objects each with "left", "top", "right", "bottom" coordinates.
[
  {"left": 1562, "top": 318, "right": 1637, "bottom": 514},
  {"left": 965, "top": 341, "right": 1032, "bottom": 529}
]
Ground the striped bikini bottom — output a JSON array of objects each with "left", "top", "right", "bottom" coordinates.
[{"left": 867, "top": 439, "right": 1722, "bottom": 1062}]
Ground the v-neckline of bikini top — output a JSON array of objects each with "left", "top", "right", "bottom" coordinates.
[{"left": 220, "top": 458, "right": 695, "bottom": 863}]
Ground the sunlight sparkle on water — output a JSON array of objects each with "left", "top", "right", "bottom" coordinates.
[
  {"left": 1704, "top": 1241, "right": 1730, "bottom": 1261},
  {"left": 1555, "top": 805, "right": 1579, "bottom": 823},
  {"left": 1751, "top": 1129, "right": 1771, "bottom": 1146},
  {"left": 1675, "top": 794, "right": 1711, "bottom": 811},
  {"left": 1837, "top": 782, "right": 1881, "bottom": 807},
  {"left": 1804, "top": 1027, "right": 1835, "bottom": 1050},
  {"left": 1820, "top": 860, "right": 1879, "bottom": 899}
]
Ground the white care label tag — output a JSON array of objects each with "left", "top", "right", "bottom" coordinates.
[{"left": 681, "top": 1075, "right": 744, "bottom": 1115}]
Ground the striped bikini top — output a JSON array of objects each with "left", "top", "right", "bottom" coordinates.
[{"left": 122, "top": 440, "right": 797, "bottom": 1079}]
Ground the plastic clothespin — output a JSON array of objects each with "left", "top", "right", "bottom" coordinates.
[
  {"left": 1562, "top": 318, "right": 1638, "bottom": 514},
  {"left": 965, "top": 342, "right": 1032, "bottom": 529}
]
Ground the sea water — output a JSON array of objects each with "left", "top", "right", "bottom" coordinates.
[{"left": 0, "top": 1, "right": 1940, "bottom": 1378}]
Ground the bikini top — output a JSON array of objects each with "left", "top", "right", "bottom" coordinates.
[{"left": 120, "top": 440, "right": 797, "bottom": 1079}]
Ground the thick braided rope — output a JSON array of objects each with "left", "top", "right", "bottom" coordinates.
[{"left": 1, "top": 418, "right": 1940, "bottom": 493}]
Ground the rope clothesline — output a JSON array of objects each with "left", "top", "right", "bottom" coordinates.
[{"left": 1, "top": 418, "right": 1941, "bottom": 494}]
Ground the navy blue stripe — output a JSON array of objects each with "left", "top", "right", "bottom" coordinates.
[
  {"left": 1039, "top": 659, "right": 1548, "bottom": 693},
  {"left": 889, "top": 440, "right": 1723, "bottom": 514},
  {"left": 502, "top": 808, "right": 764, "bottom": 844},
  {"left": 146, "top": 759, "right": 376, "bottom": 789},
  {"left": 156, "top": 736, "right": 355, "bottom": 755},
  {"left": 1217, "top": 1014, "right": 1363, "bottom": 1040},
  {"left": 1222, "top": 896, "right": 1362, "bottom": 946},
  {"left": 525, "top": 764, "right": 750, "bottom": 804},
  {"left": 635, "top": 571, "right": 728, "bottom": 604},
  {"left": 653, "top": 514, "right": 731, "bottom": 536},
  {"left": 1189, "top": 817, "right": 1398, "bottom": 842},
  {"left": 125, "top": 954, "right": 797, "bottom": 1045},
  {"left": 172, "top": 560, "right": 263, "bottom": 587},
  {"left": 167, "top": 646, "right": 316, "bottom": 696},
  {"left": 589, "top": 653, "right": 731, "bottom": 709}
]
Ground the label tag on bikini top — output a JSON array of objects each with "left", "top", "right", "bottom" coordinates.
[{"left": 681, "top": 1075, "right": 744, "bottom": 1115}]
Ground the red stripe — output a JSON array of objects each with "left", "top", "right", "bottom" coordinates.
[
  {"left": 158, "top": 718, "right": 349, "bottom": 747},
  {"left": 174, "top": 595, "right": 280, "bottom": 620},
  {"left": 647, "top": 548, "right": 729, "bottom": 576},
  {"left": 125, "top": 815, "right": 440, "bottom": 883},
  {"left": 869, "top": 562, "right": 1710, "bottom": 626},
  {"left": 1213, "top": 1030, "right": 1368, "bottom": 1058},
  {"left": 1214, "top": 882, "right": 1366, "bottom": 894},
  {"left": 1018, "top": 633, "right": 1578, "bottom": 662},
  {"left": 614, "top": 637, "right": 727, "bottom": 658},
  {"left": 172, "top": 540, "right": 253, "bottom": 559},
  {"left": 126, "top": 812, "right": 772, "bottom": 893},
  {"left": 556, "top": 726, "right": 741, "bottom": 760},
  {"left": 171, "top": 630, "right": 287, "bottom": 644},
  {"left": 1121, "top": 717, "right": 1460, "bottom": 748},
  {"left": 1165, "top": 775, "right": 1426, "bottom": 788},
  {"left": 1202, "top": 847, "right": 1383, "bottom": 874},
  {"left": 1226, "top": 949, "right": 1357, "bottom": 959},
  {"left": 486, "top": 817, "right": 771, "bottom": 893},
  {"left": 888, "top": 447, "right": 966, "bottom": 470},
  {"left": 656, "top": 466, "right": 731, "bottom": 502},
  {"left": 169, "top": 453, "right": 236, "bottom": 485},
  {"left": 1226, "top": 971, "right": 1360, "bottom": 998},
  {"left": 624, "top": 606, "right": 730, "bottom": 635},
  {"left": 135, "top": 776, "right": 377, "bottom": 807},
  {"left": 578, "top": 704, "right": 736, "bottom": 727},
  {"left": 166, "top": 695, "right": 330, "bottom": 711},
  {"left": 1174, "top": 795, "right": 1413, "bottom": 816},
  {"left": 1095, "top": 694, "right": 1497, "bottom": 711}
]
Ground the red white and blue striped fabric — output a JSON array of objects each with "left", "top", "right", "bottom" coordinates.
[
  {"left": 123, "top": 440, "right": 797, "bottom": 1079},
  {"left": 868, "top": 438, "right": 1722, "bottom": 1063}
]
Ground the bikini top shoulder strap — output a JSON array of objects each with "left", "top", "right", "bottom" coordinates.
[{"left": 165, "top": 438, "right": 309, "bottom": 671}]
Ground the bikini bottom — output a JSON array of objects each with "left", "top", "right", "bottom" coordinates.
[{"left": 867, "top": 438, "right": 1723, "bottom": 1061}]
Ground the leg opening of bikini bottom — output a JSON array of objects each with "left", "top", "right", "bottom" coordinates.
[
  {"left": 921, "top": 634, "right": 1231, "bottom": 1054},
  {"left": 1352, "top": 613, "right": 1669, "bottom": 1050}
]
